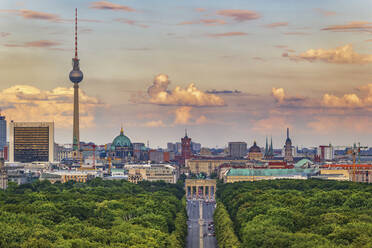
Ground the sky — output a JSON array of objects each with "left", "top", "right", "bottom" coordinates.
[{"left": 0, "top": 0, "right": 371, "bottom": 149}]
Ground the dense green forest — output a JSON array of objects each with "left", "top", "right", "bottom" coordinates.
[
  {"left": 0, "top": 179, "right": 187, "bottom": 248},
  {"left": 216, "top": 179, "right": 372, "bottom": 248}
]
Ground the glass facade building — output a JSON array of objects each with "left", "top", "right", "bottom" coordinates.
[{"left": 0, "top": 115, "right": 6, "bottom": 150}]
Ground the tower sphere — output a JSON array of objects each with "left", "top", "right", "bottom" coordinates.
[{"left": 69, "top": 69, "right": 83, "bottom": 83}]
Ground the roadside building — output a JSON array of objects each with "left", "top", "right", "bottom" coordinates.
[
  {"left": 126, "top": 164, "right": 177, "bottom": 184},
  {"left": 40, "top": 170, "right": 96, "bottom": 183}
]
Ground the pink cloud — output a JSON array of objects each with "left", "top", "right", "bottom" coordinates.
[
  {"left": 114, "top": 18, "right": 149, "bottom": 28},
  {"left": 207, "top": 32, "right": 248, "bottom": 38},
  {"left": 265, "top": 22, "right": 288, "bottom": 28},
  {"left": 19, "top": 9, "right": 59, "bottom": 20},
  {"left": 0, "top": 9, "right": 59, "bottom": 21},
  {"left": 322, "top": 21, "right": 372, "bottom": 33},
  {"left": 274, "top": 45, "right": 288, "bottom": 49},
  {"left": 283, "top": 32, "right": 309, "bottom": 35},
  {"left": 195, "top": 8, "right": 206, "bottom": 12},
  {"left": 200, "top": 19, "right": 226, "bottom": 25},
  {"left": 216, "top": 9, "right": 260, "bottom": 22},
  {"left": 179, "top": 19, "right": 226, "bottom": 26},
  {"left": 90, "top": 1, "right": 135, "bottom": 12},
  {"left": 5, "top": 40, "right": 61, "bottom": 48},
  {"left": 314, "top": 8, "right": 337, "bottom": 17}
]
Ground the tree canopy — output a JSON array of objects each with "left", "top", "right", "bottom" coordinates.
[
  {"left": 0, "top": 178, "right": 187, "bottom": 248},
  {"left": 216, "top": 179, "right": 372, "bottom": 248}
]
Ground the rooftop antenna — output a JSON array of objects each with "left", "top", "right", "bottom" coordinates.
[
  {"left": 287, "top": 128, "right": 289, "bottom": 139},
  {"left": 75, "top": 8, "right": 78, "bottom": 60}
]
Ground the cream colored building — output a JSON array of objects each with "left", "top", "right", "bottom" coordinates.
[
  {"left": 224, "top": 168, "right": 317, "bottom": 183},
  {"left": 318, "top": 169, "right": 350, "bottom": 181},
  {"left": 126, "top": 164, "right": 177, "bottom": 184},
  {"left": 40, "top": 171, "right": 96, "bottom": 183},
  {"left": 186, "top": 158, "right": 249, "bottom": 175}
]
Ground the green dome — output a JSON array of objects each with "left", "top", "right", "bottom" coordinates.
[{"left": 111, "top": 128, "right": 132, "bottom": 150}]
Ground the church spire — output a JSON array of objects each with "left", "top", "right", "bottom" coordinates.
[
  {"left": 265, "top": 136, "right": 268, "bottom": 155},
  {"left": 270, "top": 136, "right": 273, "bottom": 155},
  {"left": 287, "top": 128, "right": 289, "bottom": 139}
]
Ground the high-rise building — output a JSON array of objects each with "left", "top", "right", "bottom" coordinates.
[
  {"left": 317, "top": 145, "right": 334, "bottom": 161},
  {"left": 9, "top": 122, "right": 54, "bottom": 163},
  {"left": 228, "top": 142, "right": 247, "bottom": 159},
  {"left": 0, "top": 113, "right": 6, "bottom": 150},
  {"left": 167, "top": 142, "right": 176, "bottom": 152},
  {"left": 284, "top": 128, "right": 294, "bottom": 162},
  {"left": 191, "top": 142, "right": 201, "bottom": 154},
  {"left": 69, "top": 8, "right": 84, "bottom": 158}
]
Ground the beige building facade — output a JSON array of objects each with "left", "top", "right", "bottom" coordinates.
[
  {"left": 186, "top": 158, "right": 249, "bottom": 175},
  {"left": 126, "top": 164, "right": 177, "bottom": 184}
]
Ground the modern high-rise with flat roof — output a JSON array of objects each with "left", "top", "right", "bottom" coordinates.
[
  {"left": 0, "top": 114, "right": 6, "bottom": 150},
  {"left": 228, "top": 142, "right": 247, "bottom": 159},
  {"left": 9, "top": 122, "right": 54, "bottom": 163}
]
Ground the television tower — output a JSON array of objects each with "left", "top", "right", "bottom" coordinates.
[{"left": 69, "top": 8, "right": 83, "bottom": 157}]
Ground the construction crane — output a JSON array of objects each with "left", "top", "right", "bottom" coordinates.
[{"left": 347, "top": 143, "right": 368, "bottom": 182}]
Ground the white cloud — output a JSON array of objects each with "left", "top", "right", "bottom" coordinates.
[
  {"left": 285, "top": 44, "right": 372, "bottom": 64},
  {"left": 0, "top": 85, "right": 102, "bottom": 128},
  {"left": 147, "top": 74, "right": 225, "bottom": 107}
]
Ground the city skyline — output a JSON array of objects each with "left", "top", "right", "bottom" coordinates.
[{"left": 0, "top": 0, "right": 371, "bottom": 147}]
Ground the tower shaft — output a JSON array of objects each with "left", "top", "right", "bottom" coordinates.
[{"left": 73, "top": 83, "right": 79, "bottom": 152}]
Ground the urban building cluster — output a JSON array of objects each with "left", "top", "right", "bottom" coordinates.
[
  {"left": 1, "top": 12, "right": 371, "bottom": 190},
  {"left": 0, "top": 113, "right": 371, "bottom": 191}
]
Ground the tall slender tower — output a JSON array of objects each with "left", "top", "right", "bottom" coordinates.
[
  {"left": 284, "top": 128, "right": 293, "bottom": 162},
  {"left": 69, "top": 8, "right": 83, "bottom": 156},
  {"left": 181, "top": 129, "right": 192, "bottom": 166}
]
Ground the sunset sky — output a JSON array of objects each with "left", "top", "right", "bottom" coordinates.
[{"left": 0, "top": 0, "right": 371, "bottom": 148}]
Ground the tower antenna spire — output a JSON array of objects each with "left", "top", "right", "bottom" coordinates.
[
  {"left": 75, "top": 8, "right": 78, "bottom": 59},
  {"left": 287, "top": 127, "right": 289, "bottom": 139}
]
